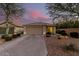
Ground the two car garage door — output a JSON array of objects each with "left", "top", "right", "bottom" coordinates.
[{"left": 26, "top": 26, "right": 43, "bottom": 35}]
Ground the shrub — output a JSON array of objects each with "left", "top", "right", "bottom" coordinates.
[
  {"left": 63, "top": 44, "right": 78, "bottom": 52},
  {"left": 1, "top": 31, "right": 23, "bottom": 41},
  {"left": 1, "top": 34, "right": 13, "bottom": 41},
  {"left": 12, "top": 34, "right": 17, "bottom": 38},
  {"left": 12, "top": 33, "right": 21, "bottom": 38},
  {"left": 20, "top": 31, "right": 24, "bottom": 35},
  {"left": 46, "top": 32, "right": 51, "bottom": 37},
  {"left": 58, "top": 37, "right": 61, "bottom": 39},
  {"left": 56, "top": 30, "right": 67, "bottom": 36},
  {"left": 12, "top": 31, "right": 23, "bottom": 38},
  {"left": 61, "top": 31, "right": 67, "bottom": 36},
  {"left": 56, "top": 30, "right": 60, "bottom": 34},
  {"left": 70, "top": 32, "right": 79, "bottom": 38},
  {"left": 16, "top": 33, "right": 21, "bottom": 37}
]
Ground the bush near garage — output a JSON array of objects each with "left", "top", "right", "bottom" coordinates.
[
  {"left": 56, "top": 30, "right": 68, "bottom": 36},
  {"left": 46, "top": 32, "right": 51, "bottom": 37},
  {"left": 70, "top": 32, "right": 79, "bottom": 38}
]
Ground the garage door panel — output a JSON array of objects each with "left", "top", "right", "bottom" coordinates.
[{"left": 26, "top": 26, "right": 43, "bottom": 35}]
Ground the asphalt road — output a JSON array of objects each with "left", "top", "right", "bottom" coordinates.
[{"left": 0, "top": 35, "right": 48, "bottom": 56}]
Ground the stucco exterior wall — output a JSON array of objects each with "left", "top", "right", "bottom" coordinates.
[
  {"left": 14, "top": 27, "right": 24, "bottom": 34},
  {"left": 43, "top": 26, "right": 47, "bottom": 35}
]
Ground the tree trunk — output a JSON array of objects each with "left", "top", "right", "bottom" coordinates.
[
  {"left": 6, "top": 22, "right": 9, "bottom": 35},
  {"left": 5, "top": 14, "right": 9, "bottom": 35}
]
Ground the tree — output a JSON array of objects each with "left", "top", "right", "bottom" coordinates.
[
  {"left": 46, "top": 3, "right": 79, "bottom": 24},
  {"left": 0, "top": 3, "right": 24, "bottom": 35}
]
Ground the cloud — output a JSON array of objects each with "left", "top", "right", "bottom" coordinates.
[
  {"left": 29, "top": 10, "right": 49, "bottom": 19},
  {"left": 22, "top": 10, "right": 51, "bottom": 24}
]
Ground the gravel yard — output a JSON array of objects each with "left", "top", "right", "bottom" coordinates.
[{"left": 45, "top": 35, "right": 79, "bottom": 56}]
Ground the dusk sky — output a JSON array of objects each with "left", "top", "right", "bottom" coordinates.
[
  {"left": 0, "top": 3, "right": 52, "bottom": 25},
  {"left": 18, "top": 3, "right": 52, "bottom": 25}
]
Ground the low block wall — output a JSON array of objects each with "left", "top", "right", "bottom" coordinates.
[{"left": 59, "top": 28, "right": 79, "bottom": 35}]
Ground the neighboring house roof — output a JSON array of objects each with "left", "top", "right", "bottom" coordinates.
[{"left": 24, "top": 22, "right": 55, "bottom": 26}]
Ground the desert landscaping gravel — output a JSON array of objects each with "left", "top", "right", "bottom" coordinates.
[{"left": 45, "top": 35, "right": 79, "bottom": 56}]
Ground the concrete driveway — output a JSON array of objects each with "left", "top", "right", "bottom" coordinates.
[{"left": 0, "top": 35, "right": 48, "bottom": 56}]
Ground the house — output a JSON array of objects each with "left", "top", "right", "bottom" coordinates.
[
  {"left": 0, "top": 21, "right": 24, "bottom": 35},
  {"left": 0, "top": 21, "right": 56, "bottom": 35},
  {"left": 23, "top": 22, "right": 56, "bottom": 35}
]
